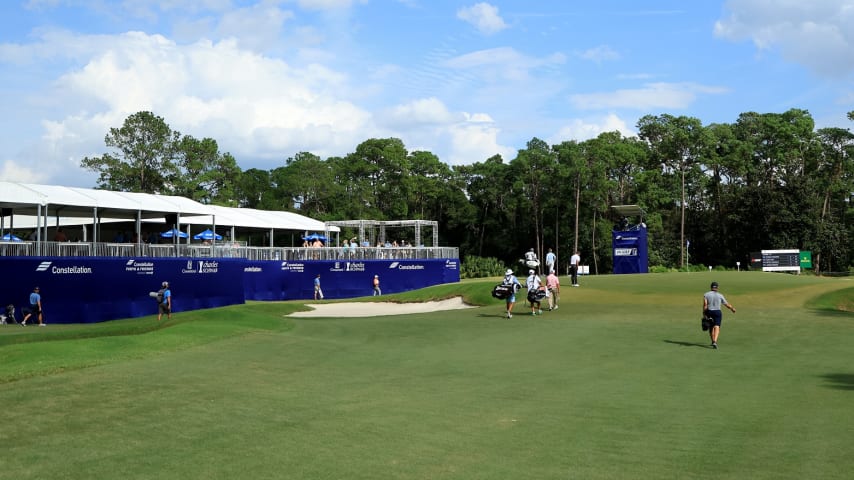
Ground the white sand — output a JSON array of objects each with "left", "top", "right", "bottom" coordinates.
[{"left": 289, "top": 297, "right": 474, "bottom": 317}]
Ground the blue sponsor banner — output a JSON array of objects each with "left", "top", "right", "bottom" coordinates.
[
  {"left": 0, "top": 256, "right": 459, "bottom": 323},
  {"left": 612, "top": 229, "right": 648, "bottom": 274},
  {"left": 244, "top": 258, "right": 460, "bottom": 301},
  {"left": 0, "top": 257, "right": 246, "bottom": 324}
]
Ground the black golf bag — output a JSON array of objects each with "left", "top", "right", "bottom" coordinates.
[
  {"left": 492, "top": 284, "right": 513, "bottom": 299},
  {"left": 1, "top": 304, "right": 17, "bottom": 325},
  {"left": 701, "top": 310, "right": 713, "bottom": 331},
  {"left": 526, "top": 288, "right": 547, "bottom": 304},
  {"left": 492, "top": 282, "right": 520, "bottom": 300}
]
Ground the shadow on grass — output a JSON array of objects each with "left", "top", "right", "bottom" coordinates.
[
  {"left": 820, "top": 374, "right": 854, "bottom": 391},
  {"left": 664, "top": 339, "right": 713, "bottom": 349}
]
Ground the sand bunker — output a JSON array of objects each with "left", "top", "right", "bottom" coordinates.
[{"left": 289, "top": 297, "right": 474, "bottom": 318}]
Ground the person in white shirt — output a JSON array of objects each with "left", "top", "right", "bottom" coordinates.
[
  {"left": 526, "top": 269, "right": 543, "bottom": 315},
  {"left": 570, "top": 250, "right": 581, "bottom": 286}
]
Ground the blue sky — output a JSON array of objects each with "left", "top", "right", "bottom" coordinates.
[{"left": 1, "top": 0, "right": 852, "bottom": 187}]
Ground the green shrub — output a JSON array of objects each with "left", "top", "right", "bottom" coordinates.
[{"left": 461, "top": 256, "right": 507, "bottom": 278}]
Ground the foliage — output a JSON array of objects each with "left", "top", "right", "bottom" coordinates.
[
  {"left": 460, "top": 255, "right": 507, "bottom": 279},
  {"left": 82, "top": 109, "right": 854, "bottom": 272}
]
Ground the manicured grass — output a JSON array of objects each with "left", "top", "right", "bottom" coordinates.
[{"left": 1, "top": 272, "right": 853, "bottom": 479}]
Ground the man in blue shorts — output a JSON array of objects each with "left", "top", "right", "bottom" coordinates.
[
  {"left": 703, "top": 281, "right": 736, "bottom": 349},
  {"left": 502, "top": 269, "right": 522, "bottom": 318}
]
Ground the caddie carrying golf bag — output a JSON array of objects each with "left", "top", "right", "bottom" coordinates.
[
  {"left": 527, "top": 288, "right": 547, "bottom": 304},
  {"left": 492, "top": 283, "right": 513, "bottom": 300}
]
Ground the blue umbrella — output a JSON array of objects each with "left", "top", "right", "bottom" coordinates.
[
  {"left": 303, "top": 233, "right": 327, "bottom": 242},
  {"left": 160, "top": 228, "right": 189, "bottom": 239},
  {"left": 1, "top": 233, "right": 22, "bottom": 242},
  {"left": 193, "top": 229, "right": 223, "bottom": 241}
]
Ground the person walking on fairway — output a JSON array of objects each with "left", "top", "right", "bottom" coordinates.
[
  {"left": 157, "top": 281, "right": 172, "bottom": 321},
  {"left": 703, "top": 281, "right": 735, "bottom": 349},
  {"left": 22, "top": 286, "right": 45, "bottom": 326},
  {"left": 546, "top": 269, "right": 560, "bottom": 311},
  {"left": 373, "top": 274, "right": 381, "bottom": 296},
  {"left": 570, "top": 250, "right": 581, "bottom": 286},
  {"left": 526, "top": 269, "right": 543, "bottom": 315},
  {"left": 314, "top": 274, "right": 324, "bottom": 300},
  {"left": 545, "top": 248, "right": 556, "bottom": 274},
  {"left": 501, "top": 269, "right": 522, "bottom": 318}
]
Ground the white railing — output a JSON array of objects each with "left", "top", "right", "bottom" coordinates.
[{"left": 2, "top": 241, "right": 459, "bottom": 261}]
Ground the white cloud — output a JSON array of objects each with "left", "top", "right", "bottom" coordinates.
[
  {"left": 0, "top": 159, "right": 46, "bottom": 183},
  {"left": 578, "top": 45, "right": 621, "bottom": 64},
  {"left": 714, "top": 0, "right": 854, "bottom": 77},
  {"left": 0, "top": 30, "right": 376, "bottom": 182},
  {"left": 446, "top": 119, "right": 515, "bottom": 165},
  {"left": 457, "top": 3, "right": 508, "bottom": 35},
  {"left": 547, "top": 114, "right": 635, "bottom": 145},
  {"left": 569, "top": 82, "right": 728, "bottom": 111},
  {"left": 380, "top": 97, "right": 462, "bottom": 128}
]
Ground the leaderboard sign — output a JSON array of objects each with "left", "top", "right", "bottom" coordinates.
[{"left": 751, "top": 249, "right": 801, "bottom": 272}]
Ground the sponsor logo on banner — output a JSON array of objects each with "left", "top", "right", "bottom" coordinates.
[
  {"left": 615, "top": 236, "right": 638, "bottom": 241},
  {"left": 390, "top": 262, "right": 425, "bottom": 270},
  {"left": 329, "top": 262, "right": 347, "bottom": 272},
  {"left": 615, "top": 248, "right": 638, "bottom": 256},
  {"left": 244, "top": 266, "right": 263, "bottom": 273},
  {"left": 182, "top": 260, "right": 219, "bottom": 274},
  {"left": 280, "top": 262, "right": 305, "bottom": 272},
  {"left": 345, "top": 262, "right": 365, "bottom": 272},
  {"left": 125, "top": 259, "right": 155, "bottom": 275},
  {"left": 35, "top": 261, "right": 93, "bottom": 274},
  {"left": 197, "top": 260, "right": 219, "bottom": 274},
  {"left": 444, "top": 260, "right": 458, "bottom": 270}
]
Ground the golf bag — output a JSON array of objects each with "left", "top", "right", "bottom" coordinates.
[
  {"left": 1, "top": 304, "right": 17, "bottom": 325},
  {"left": 492, "top": 282, "right": 520, "bottom": 300},
  {"left": 526, "top": 288, "right": 547, "bottom": 304},
  {"left": 701, "top": 310, "right": 713, "bottom": 331}
]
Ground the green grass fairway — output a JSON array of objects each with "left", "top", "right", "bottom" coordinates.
[{"left": 2, "top": 272, "right": 853, "bottom": 479}]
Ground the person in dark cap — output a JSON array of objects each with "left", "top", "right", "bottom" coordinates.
[
  {"left": 157, "top": 281, "right": 172, "bottom": 321},
  {"left": 703, "top": 281, "right": 736, "bottom": 349},
  {"left": 22, "top": 286, "right": 45, "bottom": 326}
]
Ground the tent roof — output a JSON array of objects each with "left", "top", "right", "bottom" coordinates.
[
  {"left": 181, "top": 205, "right": 339, "bottom": 233},
  {"left": 0, "top": 181, "right": 213, "bottom": 218},
  {"left": 0, "top": 181, "right": 338, "bottom": 234}
]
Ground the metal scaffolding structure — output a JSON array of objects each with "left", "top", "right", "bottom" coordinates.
[{"left": 324, "top": 219, "right": 439, "bottom": 248}]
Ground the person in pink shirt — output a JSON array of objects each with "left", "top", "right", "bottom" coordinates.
[{"left": 546, "top": 269, "right": 560, "bottom": 311}]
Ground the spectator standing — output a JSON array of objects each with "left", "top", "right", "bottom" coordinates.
[{"left": 570, "top": 250, "right": 581, "bottom": 286}]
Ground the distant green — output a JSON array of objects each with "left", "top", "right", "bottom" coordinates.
[{"left": 2, "top": 272, "right": 852, "bottom": 480}]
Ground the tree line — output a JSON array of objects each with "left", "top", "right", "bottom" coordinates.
[{"left": 81, "top": 109, "right": 854, "bottom": 273}]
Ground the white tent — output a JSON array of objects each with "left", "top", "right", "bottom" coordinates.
[{"left": 0, "top": 181, "right": 337, "bottom": 246}]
